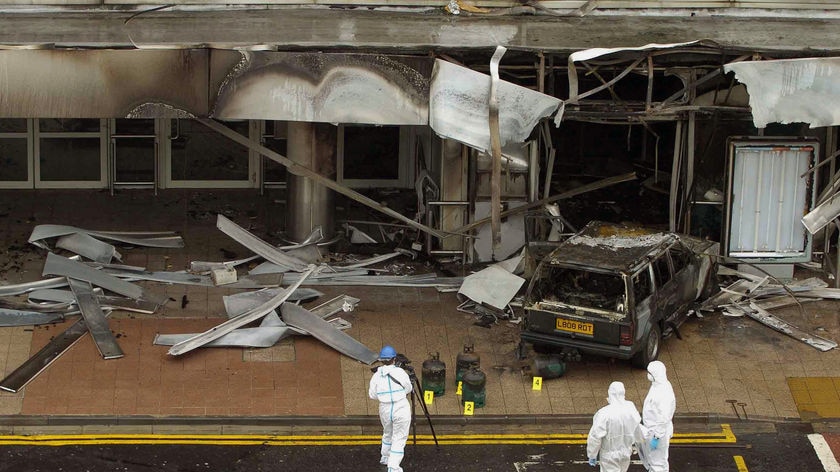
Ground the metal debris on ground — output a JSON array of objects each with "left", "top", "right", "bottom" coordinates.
[{"left": 698, "top": 265, "right": 838, "bottom": 351}]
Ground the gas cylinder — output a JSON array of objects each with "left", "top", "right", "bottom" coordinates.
[
  {"left": 455, "top": 344, "right": 480, "bottom": 384},
  {"left": 421, "top": 352, "right": 446, "bottom": 396},
  {"left": 461, "top": 363, "right": 486, "bottom": 408},
  {"left": 530, "top": 354, "right": 566, "bottom": 379}
]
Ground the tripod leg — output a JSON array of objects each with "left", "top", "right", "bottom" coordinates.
[
  {"left": 412, "top": 375, "right": 439, "bottom": 447},
  {"left": 411, "top": 389, "right": 417, "bottom": 445}
]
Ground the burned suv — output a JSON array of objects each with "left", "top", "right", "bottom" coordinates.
[{"left": 521, "top": 221, "right": 718, "bottom": 367}]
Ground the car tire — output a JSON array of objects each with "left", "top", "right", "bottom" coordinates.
[{"left": 631, "top": 323, "right": 661, "bottom": 368}]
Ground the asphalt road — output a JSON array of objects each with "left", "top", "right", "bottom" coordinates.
[{"left": 0, "top": 429, "right": 828, "bottom": 472}]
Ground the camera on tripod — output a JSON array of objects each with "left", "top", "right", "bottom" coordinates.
[{"left": 393, "top": 353, "right": 416, "bottom": 377}]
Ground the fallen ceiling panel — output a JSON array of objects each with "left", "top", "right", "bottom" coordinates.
[
  {"left": 212, "top": 52, "right": 431, "bottom": 125},
  {"left": 429, "top": 59, "right": 561, "bottom": 153},
  {"left": 0, "top": 49, "right": 208, "bottom": 118},
  {"left": 725, "top": 57, "right": 840, "bottom": 129},
  {"left": 281, "top": 302, "right": 377, "bottom": 365}
]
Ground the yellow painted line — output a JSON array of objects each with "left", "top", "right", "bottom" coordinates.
[
  {"left": 0, "top": 423, "right": 738, "bottom": 446},
  {"left": 734, "top": 455, "right": 749, "bottom": 472}
]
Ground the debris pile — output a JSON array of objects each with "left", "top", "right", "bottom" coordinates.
[
  {"left": 0, "top": 214, "right": 466, "bottom": 393},
  {"left": 698, "top": 266, "right": 838, "bottom": 352}
]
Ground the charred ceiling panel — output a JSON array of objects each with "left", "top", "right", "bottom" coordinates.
[
  {"left": 725, "top": 57, "right": 840, "bottom": 129},
  {"left": 0, "top": 50, "right": 208, "bottom": 118},
  {"left": 429, "top": 59, "right": 561, "bottom": 153},
  {"left": 212, "top": 52, "right": 431, "bottom": 125}
]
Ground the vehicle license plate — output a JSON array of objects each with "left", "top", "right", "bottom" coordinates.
[{"left": 555, "top": 317, "right": 594, "bottom": 335}]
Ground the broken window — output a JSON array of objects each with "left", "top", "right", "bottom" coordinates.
[
  {"left": 341, "top": 125, "right": 400, "bottom": 180},
  {"left": 669, "top": 244, "right": 692, "bottom": 274},
  {"left": 0, "top": 119, "right": 28, "bottom": 183},
  {"left": 170, "top": 119, "right": 250, "bottom": 182},
  {"left": 633, "top": 268, "right": 653, "bottom": 304},
  {"left": 37, "top": 119, "right": 104, "bottom": 184},
  {"left": 653, "top": 254, "right": 672, "bottom": 287},
  {"left": 532, "top": 266, "right": 626, "bottom": 312}
]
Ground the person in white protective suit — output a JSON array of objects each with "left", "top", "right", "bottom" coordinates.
[
  {"left": 636, "top": 360, "right": 676, "bottom": 472},
  {"left": 369, "top": 345, "right": 413, "bottom": 472},
  {"left": 586, "top": 381, "right": 641, "bottom": 472}
]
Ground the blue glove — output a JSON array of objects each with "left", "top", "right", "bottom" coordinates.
[
  {"left": 588, "top": 457, "right": 597, "bottom": 467},
  {"left": 650, "top": 437, "right": 660, "bottom": 450}
]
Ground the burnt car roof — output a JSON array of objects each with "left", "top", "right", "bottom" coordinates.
[{"left": 546, "top": 221, "right": 677, "bottom": 272}]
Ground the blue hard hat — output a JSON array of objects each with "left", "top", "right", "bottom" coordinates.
[{"left": 379, "top": 345, "right": 397, "bottom": 360}]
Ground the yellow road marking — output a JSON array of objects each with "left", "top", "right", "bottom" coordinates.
[
  {"left": 734, "top": 455, "right": 749, "bottom": 471},
  {"left": 0, "top": 424, "right": 738, "bottom": 447}
]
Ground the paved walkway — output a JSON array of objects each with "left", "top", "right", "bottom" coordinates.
[{"left": 1, "top": 189, "right": 840, "bottom": 435}]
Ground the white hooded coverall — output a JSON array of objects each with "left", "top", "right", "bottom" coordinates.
[
  {"left": 369, "top": 364, "right": 413, "bottom": 472},
  {"left": 587, "top": 381, "right": 641, "bottom": 472},
  {"left": 637, "top": 360, "right": 676, "bottom": 472}
]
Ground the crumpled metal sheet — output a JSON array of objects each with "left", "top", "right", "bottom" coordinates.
[
  {"left": 56, "top": 232, "right": 121, "bottom": 264},
  {"left": 429, "top": 58, "right": 560, "bottom": 153},
  {"left": 212, "top": 52, "right": 431, "bottom": 125},
  {"left": 167, "top": 265, "right": 316, "bottom": 356},
  {"left": 29, "top": 224, "right": 184, "bottom": 249},
  {"left": 725, "top": 57, "right": 840, "bottom": 129},
  {"left": 154, "top": 311, "right": 290, "bottom": 348},
  {"left": 216, "top": 214, "right": 309, "bottom": 272},
  {"left": 281, "top": 302, "right": 377, "bottom": 365},
  {"left": 0, "top": 49, "right": 208, "bottom": 118}
]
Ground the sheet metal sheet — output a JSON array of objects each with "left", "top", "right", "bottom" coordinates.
[
  {"left": 212, "top": 52, "right": 431, "bottom": 125},
  {"left": 43, "top": 252, "right": 167, "bottom": 305},
  {"left": 748, "top": 302, "right": 837, "bottom": 351},
  {"left": 725, "top": 57, "right": 840, "bottom": 129},
  {"left": 56, "top": 232, "right": 121, "bottom": 263},
  {"left": 168, "top": 265, "right": 316, "bottom": 356},
  {"left": 0, "top": 276, "right": 69, "bottom": 297},
  {"left": 101, "top": 267, "right": 279, "bottom": 289},
  {"left": 803, "top": 191, "right": 840, "bottom": 234},
  {"left": 68, "top": 278, "right": 123, "bottom": 360},
  {"left": 429, "top": 59, "right": 560, "bottom": 154},
  {"left": 0, "top": 49, "right": 208, "bottom": 118},
  {"left": 29, "top": 224, "right": 183, "bottom": 249},
  {"left": 216, "top": 214, "right": 309, "bottom": 272},
  {"left": 281, "top": 302, "right": 377, "bottom": 365},
  {"left": 223, "top": 288, "right": 325, "bottom": 318},
  {"left": 457, "top": 264, "right": 525, "bottom": 311},
  {"left": 0, "top": 309, "right": 63, "bottom": 327},
  {"left": 0, "top": 317, "right": 90, "bottom": 393}
]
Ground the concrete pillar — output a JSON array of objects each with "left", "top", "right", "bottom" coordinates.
[{"left": 286, "top": 122, "right": 336, "bottom": 242}]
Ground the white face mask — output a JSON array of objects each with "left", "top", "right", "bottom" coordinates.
[{"left": 647, "top": 373, "right": 654, "bottom": 382}]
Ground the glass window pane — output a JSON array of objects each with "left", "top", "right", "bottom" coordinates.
[
  {"left": 0, "top": 119, "right": 27, "bottom": 133},
  {"left": 170, "top": 120, "right": 249, "bottom": 181},
  {"left": 115, "top": 119, "right": 155, "bottom": 135},
  {"left": 343, "top": 126, "right": 399, "bottom": 180},
  {"left": 39, "top": 119, "right": 101, "bottom": 133},
  {"left": 39, "top": 138, "right": 101, "bottom": 181},
  {"left": 115, "top": 137, "right": 155, "bottom": 183},
  {"left": 0, "top": 139, "right": 28, "bottom": 181},
  {"left": 263, "top": 138, "right": 287, "bottom": 183}
]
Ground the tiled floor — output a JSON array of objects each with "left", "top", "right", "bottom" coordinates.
[{"left": 1, "top": 189, "right": 840, "bottom": 423}]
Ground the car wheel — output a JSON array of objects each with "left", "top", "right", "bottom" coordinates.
[{"left": 631, "top": 323, "right": 661, "bottom": 368}]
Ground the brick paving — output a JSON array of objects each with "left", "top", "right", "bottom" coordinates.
[{"left": 0, "top": 189, "right": 839, "bottom": 427}]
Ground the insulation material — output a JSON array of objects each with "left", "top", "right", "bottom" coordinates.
[
  {"left": 429, "top": 59, "right": 560, "bottom": 153},
  {"left": 458, "top": 264, "right": 525, "bottom": 311},
  {"left": 213, "top": 52, "right": 431, "bottom": 125},
  {"left": 724, "top": 57, "right": 840, "bottom": 129}
]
